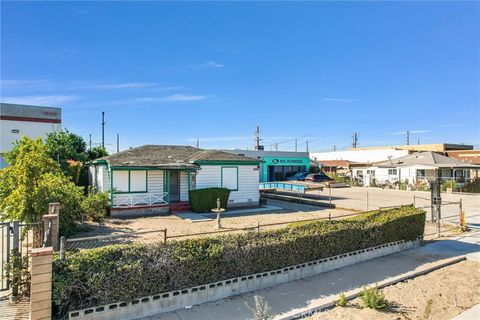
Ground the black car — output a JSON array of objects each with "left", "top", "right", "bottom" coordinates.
[
  {"left": 304, "top": 173, "right": 335, "bottom": 183},
  {"left": 286, "top": 172, "right": 310, "bottom": 181}
]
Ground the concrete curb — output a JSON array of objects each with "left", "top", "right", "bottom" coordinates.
[{"left": 277, "top": 255, "right": 467, "bottom": 320}]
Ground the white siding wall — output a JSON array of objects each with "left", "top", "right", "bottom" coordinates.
[
  {"left": 196, "top": 165, "right": 259, "bottom": 205},
  {"left": 112, "top": 170, "right": 166, "bottom": 207},
  {"left": 92, "top": 165, "right": 111, "bottom": 192}
]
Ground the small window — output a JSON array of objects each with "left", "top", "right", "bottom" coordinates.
[
  {"left": 130, "top": 171, "right": 147, "bottom": 192},
  {"left": 113, "top": 171, "right": 129, "bottom": 192},
  {"left": 222, "top": 167, "right": 238, "bottom": 190},
  {"left": 417, "top": 169, "right": 426, "bottom": 178},
  {"left": 388, "top": 169, "right": 397, "bottom": 175}
]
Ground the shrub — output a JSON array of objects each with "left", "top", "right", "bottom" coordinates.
[
  {"left": 52, "top": 206, "right": 425, "bottom": 316},
  {"left": 337, "top": 293, "right": 348, "bottom": 307},
  {"left": 188, "top": 187, "right": 231, "bottom": 212},
  {"left": 461, "top": 179, "right": 480, "bottom": 193},
  {"left": 360, "top": 286, "right": 389, "bottom": 311},
  {"left": 81, "top": 189, "right": 110, "bottom": 222},
  {"left": 441, "top": 180, "right": 457, "bottom": 192}
]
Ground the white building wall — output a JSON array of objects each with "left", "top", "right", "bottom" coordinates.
[
  {"left": 196, "top": 165, "right": 260, "bottom": 206},
  {"left": 148, "top": 170, "right": 164, "bottom": 194},
  {"left": 310, "top": 149, "right": 408, "bottom": 163}
]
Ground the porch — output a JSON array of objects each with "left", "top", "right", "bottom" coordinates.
[{"left": 109, "top": 168, "right": 195, "bottom": 216}]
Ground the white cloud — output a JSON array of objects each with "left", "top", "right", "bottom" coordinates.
[
  {"left": 0, "top": 95, "right": 77, "bottom": 106},
  {"left": 193, "top": 61, "right": 225, "bottom": 70},
  {"left": 162, "top": 94, "right": 212, "bottom": 102},
  {"left": 322, "top": 97, "right": 358, "bottom": 103}
]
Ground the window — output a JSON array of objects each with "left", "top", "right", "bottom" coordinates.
[
  {"left": 388, "top": 169, "right": 397, "bottom": 175},
  {"left": 112, "top": 170, "right": 147, "bottom": 193},
  {"left": 130, "top": 171, "right": 147, "bottom": 192},
  {"left": 416, "top": 169, "right": 426, "bottom": 179},
  {"left": 222, "top": 167, "right": 238, "bottom": 190}
]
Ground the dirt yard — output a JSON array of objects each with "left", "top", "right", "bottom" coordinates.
[
  {"left": 309, "top": 260, "right": 480, "bottom": 320},
  {"left": 70, "top": 200, "right": 355, "bottom": 243}
]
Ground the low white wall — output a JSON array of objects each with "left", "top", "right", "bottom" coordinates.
[{"left": 69, "top": 237, "right": 422, "bottom": 320}]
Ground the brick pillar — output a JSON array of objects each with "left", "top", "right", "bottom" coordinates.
[{"left": 30, "top": 247, "right": 53, "bottom": 320}]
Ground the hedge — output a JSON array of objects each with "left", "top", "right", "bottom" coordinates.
[
  {"left": 188, "top": 187, "right": 231, "bottom": 212},
  {"left": 52, "top": 206, "right": 425, "bottom": 317}
]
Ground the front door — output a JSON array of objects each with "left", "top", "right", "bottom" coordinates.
[{"left": 169, "top": 171, "right": 180, "bottom": 202}]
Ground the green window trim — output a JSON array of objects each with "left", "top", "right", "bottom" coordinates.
[
  {"left": 111, "top": 169, "right": 148, "bottom": 194},
  {"left": 221, "top": 166, "right": 239, "bottom": 191}
]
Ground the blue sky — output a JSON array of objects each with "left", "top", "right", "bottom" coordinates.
[{"left": 1, "top": 1, "right": 479, "bottom": 153}]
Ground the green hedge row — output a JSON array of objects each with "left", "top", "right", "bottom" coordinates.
[
  {"left": 188, "top": 187, "right": 231, "bottom": 212},
  {"left": 52, "top": 206, "right": 425, "bottom": 317}
]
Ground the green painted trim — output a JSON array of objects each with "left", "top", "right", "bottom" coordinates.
[
  {"left": 110, "top": 166, "right": 197, "bottom": 171},
  {"left": 111, "top": 169, "right": 148, "bottom": 194},
  {"left": 221, "top": 166, "right": 239, "bottom": 191},
  {"left": 195, "top": 161, "right": 260, "bottom": 166},
  {"left": 93, "top": 159, "right": 108, "bottom": 165}
]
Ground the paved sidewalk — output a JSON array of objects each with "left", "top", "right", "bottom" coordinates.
[
  {"left": 453, "top": 304, "right": 480, "bottom": 320},
  {"left": 139, "top": 231, "right": 480, "bottom": 320}
]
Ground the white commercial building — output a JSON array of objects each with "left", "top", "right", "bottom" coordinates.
[
  {"left": 0, "top": 103, "right": 62, "bottom": 168},
  {"left": 310, "top": 148, "right": 409, "bottom": 164}
]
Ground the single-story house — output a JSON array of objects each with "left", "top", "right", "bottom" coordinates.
[
  {"left": 352, "top": 151, "right": 480, "bottom": 188},
  {"left": 89, "top": 145, "right": 261, "bottom": 217},
  {"left": 318, "top": 160, "right": 359, "bottom": 176}
]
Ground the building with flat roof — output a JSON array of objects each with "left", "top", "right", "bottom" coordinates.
[
  {"left": 349, "top": 143, "right": 473, "bottom": 152},
  {"left": 0, "top": 103, "right": 62, "bottom": 168},
  {"left": 222, "top": 149, "right": 310, "bottom": 182}
]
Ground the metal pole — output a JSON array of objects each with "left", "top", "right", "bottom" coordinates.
[
  {"left": 329, "top": 186, "right": 332, "bottom": 208},
  {"left": 413, "top": 195, "right": 416, "bottom": 207},
  {"left": 60, "top": 236, "right": 66, "bottom": 262},
  {"left": 12, "top": 221, "right": 19, "bottom": 300},
  {"left": 116, "top": 134, "right": 119, "bottom": 153},
  {"left": 366, "top": 190, "right": 369, "bottom": 211},
  {"left": 295, "top": 139, "right": 297, "bottom": 152},
  {"left": 101, "top": 111, "right": 105, "bottom": 148}
]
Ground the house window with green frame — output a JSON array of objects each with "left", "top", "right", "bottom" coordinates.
[
  {"left": 221, "top": 166, "right": 238, "bottom": 191},
  {"left": 112, "top": 170, "right": 148, "bottom": 193}
]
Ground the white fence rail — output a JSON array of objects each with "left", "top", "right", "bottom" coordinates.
[{"left": 113, "top": 192, "right": 168, "bottom": 208}]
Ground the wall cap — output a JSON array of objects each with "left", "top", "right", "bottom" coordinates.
[{"left": 31, "top": 247, "right": 53, "bottom": 256}]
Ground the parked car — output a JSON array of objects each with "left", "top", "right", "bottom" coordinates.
[
  {"left": 286, "top": 172, "right": 310, "bottom": 181},
  {"left": 304, "top": 173, "right": 335, "bottom": 184}
]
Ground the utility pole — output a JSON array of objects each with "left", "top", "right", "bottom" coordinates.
[
  {"left": 116, "top": 134, "right": 120, "bottom": 153},
  {"left": 333, "top": 145, "right": 337, "bottom": 152},
  {"left": 89, "top": 134, "right": 92, "bottom": 151},
  {"left": 196, "top": 139, "right": 199, "bottom": 148},
  {"left": 417, "top": 138, "right": 420, "bottom": 145},
  {"left": 295, "top": 138, "right": 298, "bottom": 152},
  {"left": 306, "top": 141, "right": 309, "bottom": 152},
  {"left": 254, "top": 126, "right": 262, "bottom": 150},
  {"left": 406, "top": 130, "right": 410, "bottom": 145},
  {"left": 101, "top": 111, "right": 105, "bottom": 148},
  {"left": 352, "top": 133, "right": 359, "bottom": 149}
]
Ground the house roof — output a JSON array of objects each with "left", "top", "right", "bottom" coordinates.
[
  {"left": 95, "top": 145, "right": 260, "bottom": 169},
  {"left": 375, "top": 151, "right": 480, "bottom": 169},
  {"left": 317, "top": 160, "right": 358, "bottom": 167}
]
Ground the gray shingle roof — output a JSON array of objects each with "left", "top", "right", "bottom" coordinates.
[
  {"left": 95, "top": 145, "right": 260, "bottom": 169},
  {"left": 376, "top": 151, "right": 480, "bottom": 168}
]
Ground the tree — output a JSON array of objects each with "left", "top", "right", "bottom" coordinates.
[
  {"left": 44, "top": 130, "right": 88, "bottom": 173},
  {"left": 87, "top": 146, "right": 109, "bottom": 161},
  {"left": 0, "top": 137, "right": 84, "bottom": 235}
]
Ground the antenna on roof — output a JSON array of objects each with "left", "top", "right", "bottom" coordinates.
[{"left": 254, "top": 126, "right": 263, "bottom": 150}]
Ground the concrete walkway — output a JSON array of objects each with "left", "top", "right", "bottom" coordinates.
[
  {"left": 139, "top": 231, "right": 480, "bottom": 320},
  {"left": 453, "top": 304, "right": 480, "bottom": 320}
]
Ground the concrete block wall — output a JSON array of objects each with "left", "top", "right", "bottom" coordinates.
[
  {"left": 69, "top": 237, "right": 422, "bottom": 320},
  {"left": 30, "top": 247, "right": 53, "bottom": 320}
]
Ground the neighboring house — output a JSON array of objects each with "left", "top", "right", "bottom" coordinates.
[
  {"left": 318, "top": 160, "right": 359, "bottom": 176},
  {"left": 311, "top": 148, "right": 409, "bottom": 164},
  {"left": 89, "top": 145, "right": 261, "bottom": 217},
  {"left": 352, "top": 151, "right": 480, "bottom": 188},
  {"left": 446, "top": 150, "right": 480, "bottom": 178},
  {"left": 0, "top": 103, "right": 62, "bottom": 168}
]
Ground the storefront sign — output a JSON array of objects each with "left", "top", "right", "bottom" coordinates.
[{"left": 263, "top": 157, "right": 310, "bottom": 166}]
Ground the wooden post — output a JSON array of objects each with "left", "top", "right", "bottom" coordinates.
[
  {"left": 42, "top": 213, "right": 59, "bottom": 251},
  {"left": 163, "top": 228, "right": 167, "bottom": 245},
  {"left": 30, "top": 247, "right": 53, "bottom": 320}
]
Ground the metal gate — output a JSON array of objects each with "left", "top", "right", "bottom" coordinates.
[{"left": 1, "top": 220, "right": 43, "bottom": 295}]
